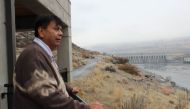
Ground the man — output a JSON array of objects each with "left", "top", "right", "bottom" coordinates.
[{"left": 13, "top": 15, "right": 103, "bottom": 109}]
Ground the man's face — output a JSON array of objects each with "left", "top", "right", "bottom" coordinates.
[{"left": 39, "top": 21, "right": 63, "bottom": 50}]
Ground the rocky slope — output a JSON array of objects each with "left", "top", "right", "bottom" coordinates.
[{"left": 71, "top": 56, "right": 190, "bottom": 109}]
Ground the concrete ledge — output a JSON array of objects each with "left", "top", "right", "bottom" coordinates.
[
  {"left": 16, "top": 0, "right": 71, "bottom": 26},
  {"left": 38, "top": 0, "right": 71, "bottom": 26}
]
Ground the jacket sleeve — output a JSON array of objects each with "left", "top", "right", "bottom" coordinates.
[{"left": 14, "top": 50, "right": 90, "bottom": 109}]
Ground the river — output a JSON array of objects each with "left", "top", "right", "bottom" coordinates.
[{"left": 135, "top": 63, "right": 190, "bottom": 89}]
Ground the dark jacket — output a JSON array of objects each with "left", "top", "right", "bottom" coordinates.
[{"left": 13, "top": 42, "right": 89, "bottom": 109}]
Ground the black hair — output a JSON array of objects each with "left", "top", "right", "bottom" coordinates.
[{"left": 34, "top": 15, "right": 64, "bottom": 37}]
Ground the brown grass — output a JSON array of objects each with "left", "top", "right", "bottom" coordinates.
[
  {"left": 103, "top": 56, "right": 113, "bottom": 63},
  {"left": 71, "top": 68, "right": 127, "bottom": 109},
  {"left": 175, "top": 89, "right": 190, "bottom": 109},
  {"left": 122, "top": 94, "right": 146, "bottom": 109},
  {"left": 117, "top": 64, "right": 140, "bottom": 76}
]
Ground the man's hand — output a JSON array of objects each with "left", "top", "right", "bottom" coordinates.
[
  {"left": 72, "top": 87, "right": 80, "bottom": 94},
  {"left": 89, "top": 101, "right": 104, "bottom": 109}
]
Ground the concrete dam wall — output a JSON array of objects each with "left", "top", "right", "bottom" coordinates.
[{"left": 126, "top": 55, "right": 167, "bottom": 64}]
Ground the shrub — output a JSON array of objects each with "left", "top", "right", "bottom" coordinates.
[
  {"left": 112, "top": 56, "right": 129, "bottom": 64},
  {"left": 118, "top": 64, "right": 140, "bottom": 76},
  {"left": 105, "top": 66, "right": 116, "bottom": 72}
]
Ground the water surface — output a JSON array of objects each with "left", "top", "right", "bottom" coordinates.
[{"left": 136, "top": 63, "right": 190, "bottom": 89}]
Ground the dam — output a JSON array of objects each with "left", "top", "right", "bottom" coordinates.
[
  {"left": 126, "top": 55, "right": 167, "bottom": 64},
  {"left": 115, "top": 53, "right": 167, "bottom": 64}
]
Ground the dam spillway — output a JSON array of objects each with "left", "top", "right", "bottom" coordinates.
[{"left": 125, "top": 55, "right": 167, "bottom": 64}]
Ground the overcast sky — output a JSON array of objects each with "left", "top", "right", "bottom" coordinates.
[{"left": 71, "top": 0, "right": 190, "bottom": 48}]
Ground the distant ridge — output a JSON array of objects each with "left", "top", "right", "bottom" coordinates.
[{"left": 91, "top": 36, "right": 190, "bottom": 55}]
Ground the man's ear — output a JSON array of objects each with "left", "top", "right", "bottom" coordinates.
[{"left": 38, "top": 27, "right": 44, "bottom": 38}]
